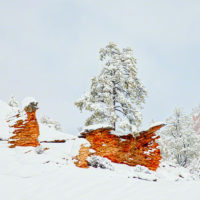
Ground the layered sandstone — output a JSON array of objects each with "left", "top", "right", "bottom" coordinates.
[
  {"left": 8, "top": 101, "right": 40, "bottom": 148},
  {"left": 76, "top": 124, "right": 164, "bottom": 171},
  {"left": 74, "top": 144, "right": 90, "bottom": 168}
]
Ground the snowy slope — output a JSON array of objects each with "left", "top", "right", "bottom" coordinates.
[
  {"left": 38, "top": 124, "right": 75, "bottom": 142},
  {"left": 1, "top": 99, "right": 200, "bottom": 200},
  {"left": 0, "top": 141, "right": 200, "bottom": 200}
]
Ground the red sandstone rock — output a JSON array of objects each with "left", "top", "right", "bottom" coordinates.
[
  {"left": 8, "top": 102, "right": 40, "bottom": 148},
  {"left": 74, "top": 144, "right": 90, "bottom": 168},
  {"left": 75, "top": 124, "right": 164, "bottom": 171}
]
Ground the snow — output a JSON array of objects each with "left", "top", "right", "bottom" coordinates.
[
  {"left": 81, "top": 122, "right": 165, "bottom": 137},
  {"left": 39, "top": 124, "right": 74, "bottom": 142},
  {"left": 1, "top": 99, "right": 200, "bottom": 200},
  {"left": 149, "top": 121, "right": 166, "bottom": 127},
  {"left": 141, "top": 121, "right": 166, "bottom": 133},
  {"left": 110, "top": 130, "right": 131, "bottom": 136},
  {"left": 0, "top": 141, "right": 200, "bottom": 200},
  {"left": 81, "top": 122, "right": 167, "bottom": 137},
  {"left": 81, "top": 123, "right": 113, "bottom": 133},
  {"left": 82, "top": 123, "right": 136, "bottom": 136}
]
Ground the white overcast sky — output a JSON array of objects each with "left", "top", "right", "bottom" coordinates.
[{"left": 0, "top": 0, "right": 200, "bottom": 134}]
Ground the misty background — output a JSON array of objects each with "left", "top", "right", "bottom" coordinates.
[{"left": 0, "top": 0, "right": 200, "bottom": 135}]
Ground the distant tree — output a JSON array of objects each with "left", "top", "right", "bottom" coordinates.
[
  {"left": 159, "top": 108, "right": 200, "bottom": 167},
  {"left": 40, "top": 116, "right": 62, "bottom": 131},
  {"left": 8, "top": 96, "right": 19, "bottom": 108},
  {"left": 75, "top": 42, "right": 147, "bottom": 133}
]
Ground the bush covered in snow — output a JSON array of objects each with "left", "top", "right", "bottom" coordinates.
[
  {"left": 35, "top": 145, "right": 44, "bottom": 154},
  {"left": 40, "top": 116, "right": 62, "bottom": 131},
  {"left": 87, "top": 155, "right": 114, "bottom": 171},
  {"left": 159, "top": 108, "right": 200, "bottom": 167}
]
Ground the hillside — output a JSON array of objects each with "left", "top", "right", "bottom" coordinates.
[{"left": 0, "top": 99, "right": 200, "bottom": 200}]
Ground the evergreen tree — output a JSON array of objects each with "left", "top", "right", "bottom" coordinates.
[{"left": 75, "top": 42, "right": 147, "bottom": 133}]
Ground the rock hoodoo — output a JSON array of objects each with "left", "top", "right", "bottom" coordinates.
[
  {"left": 8, "top": 98, "right": 40, "bottom": 148},
  {"left": 75, "top": 124, "right": 164, "bottom": 171}
]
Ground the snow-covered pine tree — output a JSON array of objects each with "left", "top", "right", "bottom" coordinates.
[
  {"left": 75, "top": 42, "right": 147, "bottom": 134},
  {"left": 159, "top": 108, "right": 200, "bottom": 167}
]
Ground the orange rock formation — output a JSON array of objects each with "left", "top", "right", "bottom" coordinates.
[
  {"left": 76, "top": 124, "right": 164, "bottom": 171},
  {"left": 74, "top": 144, "right": 90, "bottom": 168},
  {"left": 8, "top": 102, "right": 40, "bottom": 148}
]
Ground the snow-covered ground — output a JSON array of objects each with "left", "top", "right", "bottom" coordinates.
[
  {"left": 0, "top": 140, "right": 200, "bottom": 200},
  {"left": 1, "top": 99, "right": 200, "bottom": 200}
]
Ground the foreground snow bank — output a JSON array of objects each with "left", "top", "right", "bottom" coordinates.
[
  {"left": 1, "top": 98, "right": 200, "bottom": 200},
  {"left": 0, "top": 141, "right": 200, "bottom": 200}
]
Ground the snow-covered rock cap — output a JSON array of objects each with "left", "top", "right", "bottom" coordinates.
[
  {"left": 142, "top": 121, "right": 166, "bottom": 132},
  {"left": 81, "top": 124, "right": 114, "bottom": 134},
  {"left": 80, "top": 122, "right": 165, "bottom": 137},
  {"left": 21, "top": 97, "right": 38, "bottom": 109}
]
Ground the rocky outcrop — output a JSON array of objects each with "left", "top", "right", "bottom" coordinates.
[
  {"left": 8, "top": 101, "right": 40, "bottom": 148},
  {"left": 76, "top": 124, "right": 164, "bottom": 171},
  {"left": 74, "top": 144, "right": 90, "bottom": 168}
]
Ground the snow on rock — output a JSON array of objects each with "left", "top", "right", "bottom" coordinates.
[
  {"left": 142, "top": 121, "right": 166, "bottom": 132},
  {"left": 81, "top": 124, "right": 113, "bottom": 133},
  {"left": 71, "top": 138, "right": 91, "bottom": 157},
  {"left": 110, "top": 130, "right": 131, "bottom": 136},
  {"left": 81, "top": 122, "right": 165, "bottom": 137},
  {"left": 82, "top": 123, "right": 133, "bottom": 137},
  {"left": 21, "top": 97, "right": 38, "bottom": 109}
]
